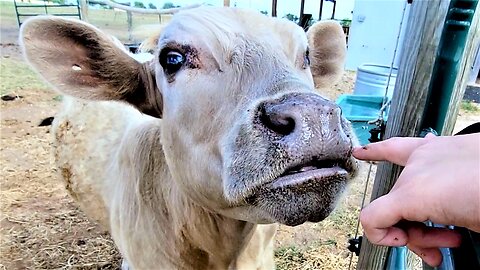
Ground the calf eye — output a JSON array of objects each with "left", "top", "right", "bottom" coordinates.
[
  {"left": 160, "top": 50, "right": 185, "bottom": 74},
  {"left": 303, "top": 48, "right": 310, "bottom": 69}
]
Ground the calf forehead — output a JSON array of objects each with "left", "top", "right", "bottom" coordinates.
[{"left": 161, "top": 7, "right": 307, "bottom": 59}]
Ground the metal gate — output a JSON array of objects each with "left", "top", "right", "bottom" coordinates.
[{"left": 13, "top": 0, "right": 81, "bottom": 27}]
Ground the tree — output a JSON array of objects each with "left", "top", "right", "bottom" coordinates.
[
  {"left": 148, "top": 3, "right": 157, "bottom": 9},
  {"left": 134, "top": 1, "right": 145, "bottom": 8},
  {"left": 283, "top": 13, "right": 299, "bottom": 23},
  {"left": 340, "top": 18, "right": 352, "bottom": 27},
  {"left": 162, "top": 2, "right": 178, "bottom": 9}
]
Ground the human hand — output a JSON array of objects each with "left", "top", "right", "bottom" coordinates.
[{"left": 353, "top": 133, "right": 480, "bottom": 266}]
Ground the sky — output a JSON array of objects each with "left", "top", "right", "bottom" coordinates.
[{"left": 129, "top": 0, "right": 355, "bottom": 20}]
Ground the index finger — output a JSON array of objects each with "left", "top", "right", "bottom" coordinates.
[{"left": 352, "top": 137, "right": 428, "bottom": 166}]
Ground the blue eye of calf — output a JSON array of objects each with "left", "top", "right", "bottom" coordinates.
[
  {"left": 160, "top": 50, "right": 186, "bottom": 74},
  {"left": 166, "top": 52, "right": 184, "bottom": 65}
]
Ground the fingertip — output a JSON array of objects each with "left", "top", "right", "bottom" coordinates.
[
  {"left": 352, "top": 139, "right": 404, "bottom": 163},
  {"left": 409, "top": 247, "right": 443, "bottom": 267},
  {"left": 359, "top": 204, "right": 373, "bottom": 227},
  {"left": 433, "top": 229, "right": 462, "bottom": 248},
  {"left": 428, "top": 257, "right": 443, "bottom": 268},
  {"left": 352, "top": 145, "right": 368, "bottom": 159},
  {"left": 407, "top": 226, "right": 463, "bottom": 248},
  {"left": 425, "top": 133, "right": 437, "bottom": 140},
  {"left": 451, "top": 231, "right": 462, "bottom": 247}
]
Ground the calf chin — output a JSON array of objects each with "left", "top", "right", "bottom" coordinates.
[{"left": 247, "top": 172, "right": 348, "bottom": 226}]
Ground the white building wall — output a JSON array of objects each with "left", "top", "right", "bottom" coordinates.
[{"left": 345, "top": 0, "right": 410, "bottom": 71}]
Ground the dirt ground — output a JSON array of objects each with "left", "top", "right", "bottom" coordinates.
[{"left": 1, "top": 11, "right": 479, "bottom": 270}]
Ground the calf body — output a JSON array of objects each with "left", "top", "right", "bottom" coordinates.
[
  {"left": 21, "top": 7, "right": 357, "bottom": 269},
  {"left": 53, "top": 97, "right": 277, "bottom": 269}
]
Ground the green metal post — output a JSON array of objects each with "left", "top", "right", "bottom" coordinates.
[{"left": 421, "top": 0, "right": 479, "bottom": 134}]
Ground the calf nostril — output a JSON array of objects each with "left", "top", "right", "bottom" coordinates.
[{"left": 260, "top": 106, "right": 296, "bottom": 136}]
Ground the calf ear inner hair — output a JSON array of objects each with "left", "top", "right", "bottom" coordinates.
[
  {"left": 140, "top": 63, "right": 163, "bottom": 118},
  {"left": 122, "top": 64, "right": 163, "bottom": 119}
]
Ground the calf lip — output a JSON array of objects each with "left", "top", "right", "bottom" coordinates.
[
  {"left": 270, "top": 166, "right": 348, "bottom": 189},
  {"left": 267, "top": 158, "right": 351, "bottom": 189}
]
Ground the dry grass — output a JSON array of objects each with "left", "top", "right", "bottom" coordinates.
[
  {"left": 1, "top": 205, "right": 120, "bottom": 269},
  {"left": 0, "top": 58, "right": 49, "bottom": 95},
  {"left": 0, "top": 72, "right": 122, "bottom": 268},
  {"left": 275, "top": 242, "right": 358, "bottom": 270}
]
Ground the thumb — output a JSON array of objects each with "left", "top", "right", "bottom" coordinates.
[{"left": 360, "top": 192, "right": 408, "bottom": 246}]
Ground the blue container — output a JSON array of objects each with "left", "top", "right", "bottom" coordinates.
[{"left": 336, "top": 94, "right": 386, "bottom": 145}]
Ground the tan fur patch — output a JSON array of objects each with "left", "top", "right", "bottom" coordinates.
[
  {"left": 307, "top": 21, "right": 346, "bottom": 89},
  {"left": 60, "top": 165, "right": 78, "bottom": 200}
]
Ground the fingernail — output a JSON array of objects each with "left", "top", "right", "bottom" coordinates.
[{"left": 353, "top": 146, "right": 367, "bottom": 152}]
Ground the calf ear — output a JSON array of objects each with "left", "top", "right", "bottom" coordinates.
[
  {"left": 20, "top": 16, "right": 162, "bottom": 118},
  {"left": 307, "top": 21, "right": 346, "bottom": 89}
]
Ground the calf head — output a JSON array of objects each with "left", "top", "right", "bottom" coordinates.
[{"left": 21, "top": 7, "right": 357, "bottom": 226}]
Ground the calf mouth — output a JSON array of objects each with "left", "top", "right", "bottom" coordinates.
[
  {"left": 271, "top": 159, "right": 349, "bottom": 188},
  {"left": 245, "top": 157, "right": 355, "bottom": 226}
]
